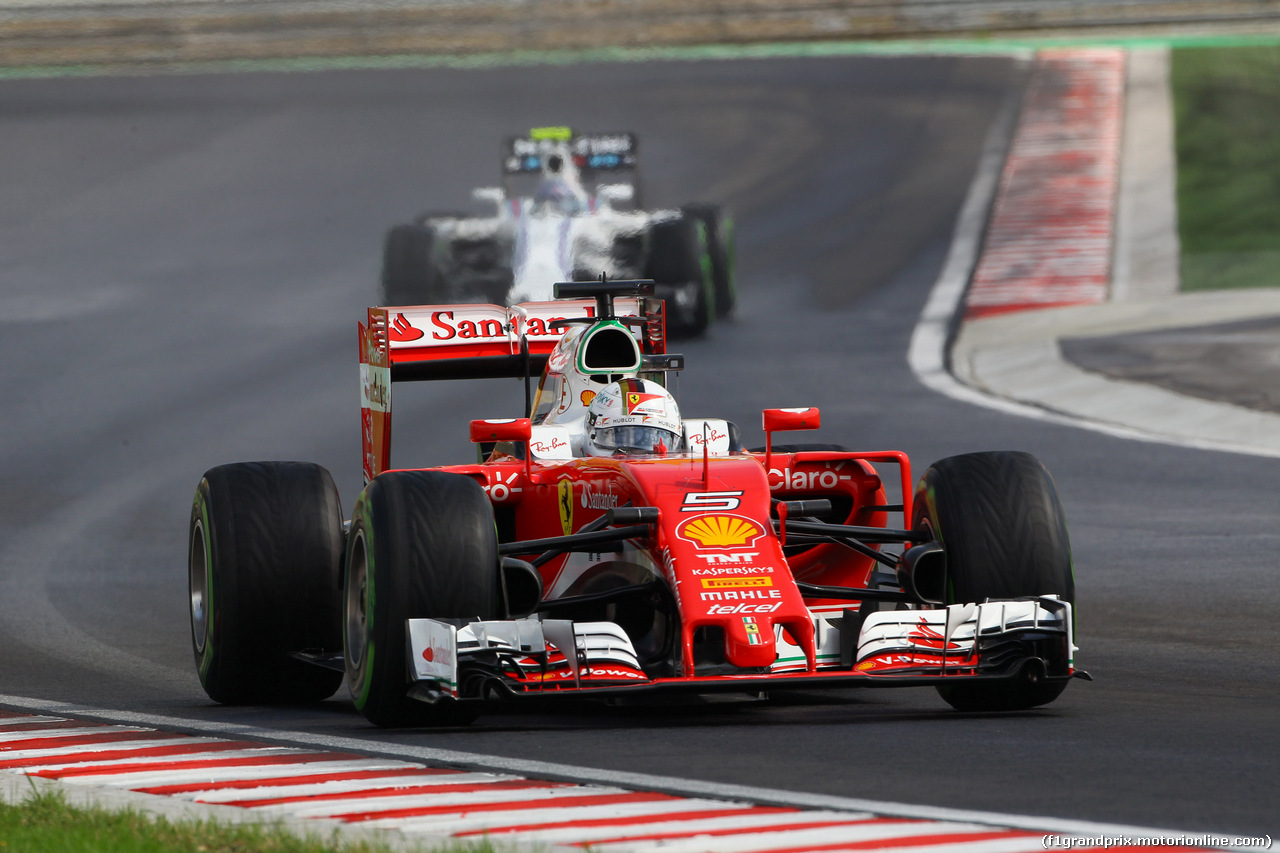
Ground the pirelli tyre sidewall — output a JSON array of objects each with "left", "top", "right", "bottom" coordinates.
[
  {"left": 188, "top": 462, "right": 345, "bottom": 704},
  {"left": 344, "top": 471, "right": 501, "bottom": 728},
  {"left": 912, "top": 450, "right": 1075, "bottom": 712}
]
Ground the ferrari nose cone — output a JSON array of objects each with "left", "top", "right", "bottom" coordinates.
[{"left": 724, "top": 614, "right": 778, "bottom": 668}]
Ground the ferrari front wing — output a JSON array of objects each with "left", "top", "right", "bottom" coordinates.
[{"left": 405, "top": 597, "right": 1076, "bottom": 703}]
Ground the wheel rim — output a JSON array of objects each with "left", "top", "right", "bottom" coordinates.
[
  {"left": 189, "top": 518, "right": 208, "bottom": 655},
  {"left": 345, "top": 530, "right": 370, "bottom": 673}
]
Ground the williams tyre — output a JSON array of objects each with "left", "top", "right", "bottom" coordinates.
[
  {"left": 380, "top": 223, "right": 441, "bottom": 307},
  {"left": 646, "top": 214, "right": 713, "bottom": 337},
  {"left": 681, "top": 203, "right": 736, "bottom": 319}
]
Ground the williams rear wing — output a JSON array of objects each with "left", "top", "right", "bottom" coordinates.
[
  {"left": 503, "top": 128, "right": 638, "bottom": 175},
  {"left": 359, "top": 297, "right": 665, "bottom": 483}
]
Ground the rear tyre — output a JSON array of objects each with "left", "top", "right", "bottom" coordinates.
[
  {"left": 344, "top": 471, "right": 502, "bottom": 728},
  {"left": 913, "top": 451, "right": 1074, "bottom": 711},
  {"left": 189, "top": 462, "right": 345, "bottom": 705},
  {"left": 380, "top": 223, "right": 441, "bottom": 306},
  {"left": 682, "top": 204, "right": 736, "bottom": 318},
  {"left": 449, "top": 236, "right": 514, "bottom": 304},
  {"left": 647, "top": 216, "right": 713, "bottom": 337}
]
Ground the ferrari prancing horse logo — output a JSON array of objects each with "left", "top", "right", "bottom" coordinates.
[
  {"left": 625, "top": 391, "right": 663, "bottom": 413},
  {"left": 558, "top": 479, "right": 574, "bottom": 536}
]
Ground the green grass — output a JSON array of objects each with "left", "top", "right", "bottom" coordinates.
[
  {"left": 0, "top": 785, "right": 500, "bottom": 853},
  {"left": 1172, "top": 45, "right": 1280, "bottom": 291}
]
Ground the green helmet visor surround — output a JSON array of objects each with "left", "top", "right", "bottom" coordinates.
[{"left": 576, "top": 320, "right": 642, "bottom": 376}]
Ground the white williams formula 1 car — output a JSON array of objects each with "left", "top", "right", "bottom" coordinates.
[{"left": 379, "top": 127, "right": 735, "bottom": 337}]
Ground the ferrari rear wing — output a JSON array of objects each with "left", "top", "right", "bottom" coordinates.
[{"left": 359, "top": 295, "right": 665, "bottom": 483}]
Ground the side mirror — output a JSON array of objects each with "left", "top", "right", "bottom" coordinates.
[
  {"left": 470, "top": 418, "right": 532, "bottom": 444},
  {"left": 761, "top": 407, "right": 820, "bottom": 470},
  {"left": 597, "top": 184, "right": 634, "bottom": 207},
  {"left": 471, "top": 186, "right": 505, "bottom": 213},
  {"left": 762, "top": 407, "right": 820, "bottom": 433}
]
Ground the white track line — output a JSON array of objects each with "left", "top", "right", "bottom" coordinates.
[{"left": 907, "top": 61, "right": 1030, "bottom": 409}]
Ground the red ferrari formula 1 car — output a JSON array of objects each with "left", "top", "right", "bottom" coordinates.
[{"left": 188, "top": 281, "right": 1083, "bottom": 727}]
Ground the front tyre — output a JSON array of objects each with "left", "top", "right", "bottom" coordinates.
[
  {"left": 189, "top": 462, "right": 345, "bottom": 704},
  {"left": 913, "top": 451, "right": 1075, "bottom": 712},
  {"left": 344, "top": 471, "right": 501, "bottom": 728}
]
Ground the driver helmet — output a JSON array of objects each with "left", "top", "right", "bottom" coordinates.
[
  {"left": 585, "top": 378, "right": 683, "bottom": 457},
  {"left": 534, "top": 180, "right": 584, "bottom": 215},
  {"left": 533, "top": 153, "right": 587, "bottom": 215}
]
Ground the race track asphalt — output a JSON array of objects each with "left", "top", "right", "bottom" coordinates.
[{"left": 1, "top": 55, "right": 1277, "bottom": 837}]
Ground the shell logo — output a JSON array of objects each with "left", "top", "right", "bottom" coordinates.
[{"left": 676, "top": 514, "right": 766, "bottom": 550}]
